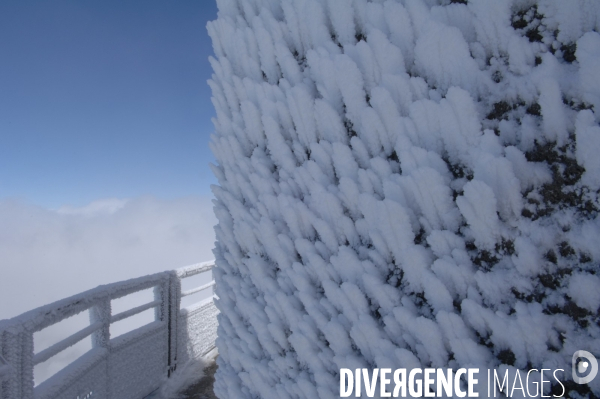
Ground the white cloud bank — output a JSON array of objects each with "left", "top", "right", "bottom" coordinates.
[{"left": 0, "top": 195, "right": 217, "bottom": 320}]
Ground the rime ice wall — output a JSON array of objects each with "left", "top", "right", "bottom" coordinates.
[{"left": 207, "top": 0, "right": 600, "bottom": 397}]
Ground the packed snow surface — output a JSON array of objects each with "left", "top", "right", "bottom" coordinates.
[{"left": 207, "top": 0, "right": 600, "bottom": 397}]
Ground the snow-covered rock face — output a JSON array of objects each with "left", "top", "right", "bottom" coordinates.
[{"left": 207, "top": 0, "right": 600, "bottom": 397}]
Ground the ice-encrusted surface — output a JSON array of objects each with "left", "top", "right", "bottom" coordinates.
[
  {"left": 35, "top": 348, "right": 108, "bottom": 399},
  {"left": 177, "top": 299, "right": 220, "bottom": 368},
  {"left": 207, "top": 0, "right": 600, "bottom": 397},
  {"left": 109, "top": 321, "right": 168, "bottom": 399},
  {"left": 0, "top": 263, "right": 218, "bottom": 399}
]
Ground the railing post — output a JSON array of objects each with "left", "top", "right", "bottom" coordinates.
[
  {"left": 166, "top": 273, "right": 181, "bottom": 376},
  {"left": 21, "top": 331, "right": 34, "bottom": 399},
  {"left": 89, "top": 297, "right": 111, "bottom": 399},
  {"left": 153, "top": 281, "right": 166, "bottom": 323},
  {"left": 89, "top": 297, "right": 111, "bottom": 349},
  {"left": 1, "top": 329, "right": 23, "bottom": 399},
  {"left": 1, "top": 328, "right": 35, "bottom": 399}
]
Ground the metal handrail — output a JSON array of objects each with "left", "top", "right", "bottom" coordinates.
[
  {"left": 32, "top": 322, "right": 103, "bottom": 366},
  {"left": 1, "top": 271, "right": 171, "bottom": 333},
  {"left": 110, "top": 299, "right": 162, "bottom": 323},
  {"left": 182, "top": 281, "right": 216, "bottom": 298},
  {"left": 0, "top": 260, "right": 217, "bottom": 399}
]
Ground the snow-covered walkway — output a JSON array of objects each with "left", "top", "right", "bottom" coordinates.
[
  {"left": 152, "top": 351, "right": 219, "bottom": 399},
  {"left": 174, "top": 361, "right": 218, "bottom": 399}
]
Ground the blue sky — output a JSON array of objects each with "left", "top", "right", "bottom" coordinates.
[{"left": 0, "top": 1, "right": 218, "bottom": 209}]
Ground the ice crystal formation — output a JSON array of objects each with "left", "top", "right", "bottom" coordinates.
[{"left": 207, "top": 0, "right": 600, "bottom": 397}]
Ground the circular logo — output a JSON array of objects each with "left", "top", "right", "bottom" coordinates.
[{"left": 572, "top": 350, "right": 598, "bottom": 384}]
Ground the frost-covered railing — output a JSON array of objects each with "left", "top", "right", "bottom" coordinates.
[
  {"left": 0, "top": 261, "right": 218, "bottom": 399},
  {"left": 173, "top": 263, "right": 219, "bottom": 370}
]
